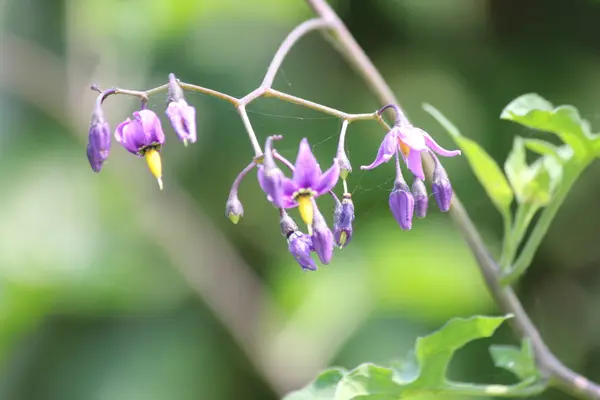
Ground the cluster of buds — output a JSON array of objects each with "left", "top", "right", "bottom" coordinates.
[
  {"left": 225, "top": 104, "right": 460, "bottom": 270},
  {"left": 361, "top": 104, "right": 460, "bottom": 230},
  {"left": 87, "top": 72, "right": 459, "bottom": 271},
  {"left": 86, "top": 73, "right": 197, "bottom": 189}
]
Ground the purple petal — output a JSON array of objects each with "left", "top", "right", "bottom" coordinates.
[
  {"left": 360, "top": 129, "right": 397, "bottom": 170},
  {"left": 406, "top": 150, "right": 425, "bottom": 180},
  {"left": 114, "top": 119, "right": 130, "bottom": 143},
  {"left": 257, "top": 168, "right": 298, "bottom": 208},
  {"left": 114, "top": 118, "right": 142, "bottom": 155},
  {"left": 136, "top": 109, "right": 165, "bottom": 147},
  {"left": 315, "top": 161, "right": 340, "bottom": 196},
  {"left": 397, "top": 125, "right": 427, "bottom": 152},
  {"left": 166, "top": 100, "right": 197, "bottom": 144},
  {"left": 389, "top": 184, "right": 414, "bottom": 231},
  {"left": 292, "top": 138, "right": 320, "bottom": 189},
  {"left": 420, "top": 129, "right": 461, "bottom": 158}
]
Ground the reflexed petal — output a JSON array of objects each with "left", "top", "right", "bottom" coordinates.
[
  {"left": 360, "top": 129, "right": 397, "bottom": 170},
  {"left": 315, "top": 161, "right": 340, "bottom": 196},
  {"left": 292, "top": 138, "right": 320, "bottom": 189},
  {"left": 420, "top": 128, "right": 461, "bottom": 157},
  {"left": 406, "top": 150, "right": 425, "bottom": 180},
  {"left": 397, "top": 125, "right": 427, "bottom": 152},
  {"left": 114, "top": 119, "right": 131, "bottom": 143}
]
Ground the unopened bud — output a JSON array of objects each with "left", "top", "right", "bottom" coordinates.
[
  {"left": 225, "top": 194, "right": 244, "bottom": 224},
  {"left": 411, "top": 178, "right": 428, "bottom": 218},
  {"left": 311, "top": 201, "right": 334, "bottom": 264},
  {"left": 337, "top": 150, "right": 352, "bottom": 180},
  {"left": 333, "top": 194, "right": 354, "bottom": 248},
  {"left": 389, "top": 181, "right": 414, "bottom": 231},
  {"left": 432, "top": 162, "right": 453, "bottom": 212},
  {"left": 279, "top": 210, "right": 299, "bottom": 237}
]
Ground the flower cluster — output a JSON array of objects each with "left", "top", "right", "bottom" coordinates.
[
  {"left": 362, "top": 104, "right": 461, "bottom": 231},
  {"left": 86, "top": 74, "right": 197, "bottom": 189},
  {"left": 226, "top": 104, "right": 460, "bottom": 270}
]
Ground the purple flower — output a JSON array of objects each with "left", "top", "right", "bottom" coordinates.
[
  {"left": 288, "top": 231, "right": 317, "bottom": 271},
  {"left": 333, "top": 194, "right": 354, "bottom": 248},
  {"left": 86, "top": 106, "right": 111, "bottom": 173},
  {"left": 411, "top": 178, "right": 428, "bottom": 219},
  {"left": 115, "top": 109, "right": 166, "bottom": 189},
  {"left": 432, "top": 158, "right": 453, "bottom": 212},
  {"left": 389, "top": 181, "right": 414, "bottom": 231},
  {"left": 258, "top": 138, "right": 340, "bottom": 225},
  {"left": 361, "top": 123, "right": 460, "bottom": 180},
  {"left": 166, "top": 100, "right": 196, "bottom": 145},
  {"left": 311, "top": 201, "right": 334, "bottom": 264},
  {"left": 258, "top": 136, "right": 286, "bottom": 208}
]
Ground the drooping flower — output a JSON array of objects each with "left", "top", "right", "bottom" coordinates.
[
  {"left": 258, "top": 138, "right": 340, "bottom": 225},
  {"left": 166, "top": 73, "right": 197, "bottom": 145},
  {"left": 115, "top": 109, "right": 166, "bottom": 189},
  {"left": 431, "top": 154, "right": 453, "bottom": 212},
  {"left": 280, "top": 210, "right": 317, "bottom": 271},
  {"left": 333, "top": 193, "right": 354, "bottom": 248},
  {"left": 288, "top": 231, "right": 316, "bottom": 271},
  {"left": 389, "top": 152, "right": 414, "bottom": 231},
  {"left": 411, "top": 178, "right": 428, "bottom": 218},
  {"left": 310, "top": 199, "right": 334, "bottom": 264},
  {"left": 86, "top": 104, "right": 111, "bottom": 172},
  {"left": 361, "top": 105, "right": 460, "bottom": 180}
]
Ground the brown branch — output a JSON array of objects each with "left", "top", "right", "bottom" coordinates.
[{"left": 303, "top": 0, "right": 600, "bottom": 399}]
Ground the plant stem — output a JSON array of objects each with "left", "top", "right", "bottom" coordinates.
[
  {"left": 501, "top": 165, "right": 584, "bottom": 285},
  {"left": 304, "top": 0, "right": 600, "bottom": 398},
  {"left": 500, "top": 204, "right": 538, "bottom": 271}
]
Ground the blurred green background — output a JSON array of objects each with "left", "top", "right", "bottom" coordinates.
[{"left": 1, "top": 0, "right": 600, "bottom": 399}]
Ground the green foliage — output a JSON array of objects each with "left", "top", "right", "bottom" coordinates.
[
  {"left": 490, "top": 339, "right": 539, "bottom": 381},
  {"left": 283, "top": 315, "right": 546, "bottom": 400},
  {"left": 504, "top": 137, "right": 562, "bottom": 207},
  {"left": 500, "top": 93, "right": 594, "bottom": 161},
  {"left": 423, "top": 104, "right": 514, "bottom": 216}
]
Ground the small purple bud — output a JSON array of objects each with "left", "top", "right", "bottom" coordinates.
[
  {"left": 225, "top": 194, "right": 244, "bottom": 224},
  {"left": 311, "top": 201, "right": 334, "bottom": 264},
  {"left": 166, "top": 74, "right": 196, "bottom": 145},
  {"left": 389, "top": 181, "right": 414, "bottom": 231},
  {"left": 411, "top": 178, "right": 428, "bottom": 218},
  {"left": 288, "top": 231, "right": 317, "bottom": 271},
  {"left": 333, "top": 194, "right": 354, "bottom": 248},
  {"left": 432, "top": 161, "right": 453, "bottom": 212},
  {"left": 259, "top": 136, "right": 285, "bottom": 207},
  {"left": 86, "top": 104, "right": 111, "bottom": 172}
]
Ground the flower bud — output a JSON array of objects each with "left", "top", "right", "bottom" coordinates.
[
  {"left": 288, "top": 231, "right": 316, "bottom": 271},
  {"left": 336, "top": 150, "right": 352, "bottom": 180},
  {"left": 86, "top": 104, "right": 111, "bottom": 172},
  {"left": 225, "top": 194, "right": 244, "bottom": 224},
  {"left": 432, "top": 162, "right": 453, "bottom": 212},
  {"left": 166, "top": 74, "right": 197, "bottom": 145},
  {"left": 311, "top": 201, "right": 334, "bottom": 264},
  {"left": 389, "top": 181, "right": 414, "bottom": 231},
  {"left": 411, "top": 178, "right": 428, "bottom": 218},
  {"left": 333, "top": 194, "right": 354, "bottom": 248}
]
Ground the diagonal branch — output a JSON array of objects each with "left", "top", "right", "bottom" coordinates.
[{"left": 303, "top": 0, "right": 600, "bottom": 399}]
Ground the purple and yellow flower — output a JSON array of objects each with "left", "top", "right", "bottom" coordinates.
[
  {"left": 115, "top": 109, "right": 166, "bottom": 189},
  {"left": 361, "top": 122, "right": 460, "bottom": 180},
  {"left": 258, "top": 138, "right": 340, "bottom": 225}
]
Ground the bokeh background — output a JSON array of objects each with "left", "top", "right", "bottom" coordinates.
[{"left": 1, "top": 0, "right": 600, "bottom": 399}]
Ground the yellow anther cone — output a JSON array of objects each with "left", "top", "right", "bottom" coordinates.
[
  {"left": 297, "top": 195, "right": 314, "bottom": 226},
  {"left": 145, "top": 148, "right": 163, "bottom": 190}
]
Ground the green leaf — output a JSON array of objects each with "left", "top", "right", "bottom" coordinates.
[
  {"left": 283, "top": 369, "right": 347, "bottom": 400},
  {"left": 411, "top": 315, "right": 512, "bottom": 387},
  {"left": 423, "top": 104, "right": 514, "bottom": 215},
  {"left": 490, "top": 339, "right": 540, "bottom": 381},
  {"left": 504, "top": 138, "right": 563, "bottom": 206},
  {"left": 500, "top": 93, "right": 592, "bottom": 158}
]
